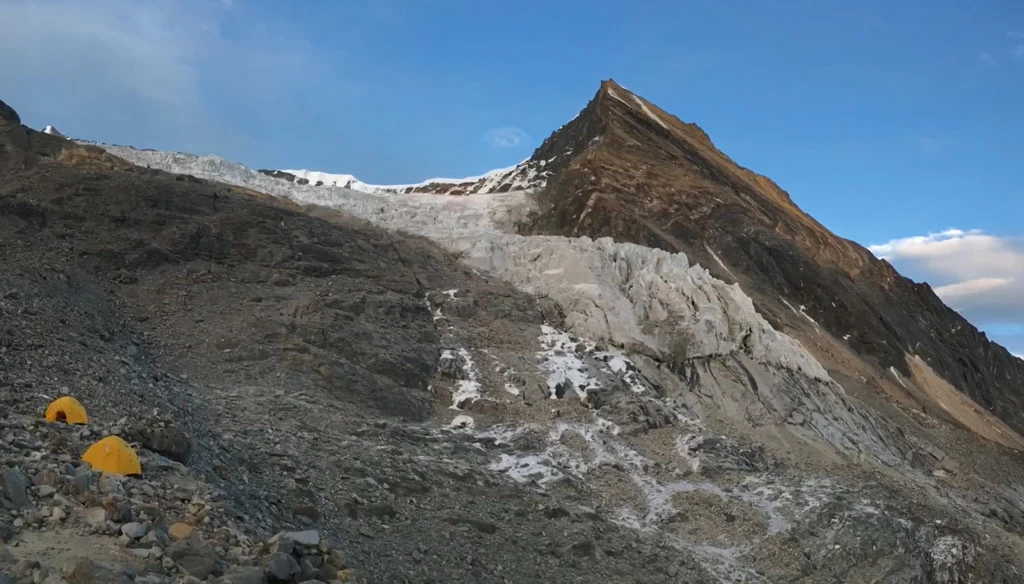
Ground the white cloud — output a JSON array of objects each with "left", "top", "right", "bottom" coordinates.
[
  {"left": 934, "top": 277, "right": 1013, "bottom": 299},
  {"left": 868, "top": 229, "right": 1024, "bottom": 327},
  {"left": 485, "top": 127, "right": 530, "bottom": 148},
  {"left": 976, "top": 52, "right": 998, "bottom": 70},
  {"left": 0, "top": 0, "right": 355, "bottom": 155},
  {"left": 1014, "top": 45, "right": 1024, "bottom": 58},
  {"left": 0, "top": 0, "right": 212, "bottom": 118}
]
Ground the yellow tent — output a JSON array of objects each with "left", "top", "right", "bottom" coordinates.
[
  {"left": 45, "top": 396, "right": 89, "bottom": 424},
  {"left": 81, "top": 436, "right": 142, "bottom": 476}
]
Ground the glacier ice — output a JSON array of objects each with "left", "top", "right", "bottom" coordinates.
[{"left": 95, "top": 145, "right": 829, "bottom": 382}]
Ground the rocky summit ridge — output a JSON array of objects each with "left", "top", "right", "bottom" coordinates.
[
  {"left": 520, "top": 79, "right": 1024, "bottom": 445},
  {"left": 4, "top": 82, "right": 1024, "bottom": 584}
]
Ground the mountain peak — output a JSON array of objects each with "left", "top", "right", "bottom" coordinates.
[
  {"left": 523, "top": 80, "right": 1024, "bottom": 442},
  {"left": 42, "top": 124, "right": 66, "bottom": 138},
  {"left": 0, "top": 98, "right": 20, "bottom": 124}
]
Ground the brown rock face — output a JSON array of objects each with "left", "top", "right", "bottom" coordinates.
[{"left": 524, "top": 79, "right": 1024, "bottom": 435}]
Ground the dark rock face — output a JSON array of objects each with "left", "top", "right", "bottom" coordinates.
[
  {"left": 0, "top": 116, "right": 445, "bottom": 422},
  {"left": 523, "top": 79, "right": 1024, "bottom": 436},
  {"left": 0, "top": 99, "right": 19, "bottom": 124}
]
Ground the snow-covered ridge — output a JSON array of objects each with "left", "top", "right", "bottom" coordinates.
[
  {"left": 263, "top": 158, "right": 549, "bottom": 196},
  {"left": 42, "top": 125, "right": 66, "bottom": 138}
]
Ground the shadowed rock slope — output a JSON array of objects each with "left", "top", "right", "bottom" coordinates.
[{"left": 522, "top": 80, "right": 1024, "bottom": 437}]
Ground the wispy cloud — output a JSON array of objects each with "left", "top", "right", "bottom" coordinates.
[
  {"left": 0, "top": 0, "right": 358, "bottom": 157},
  {"left": 975, "top": 52, "right": 998, "bottom": 71},
  {"left": 869, "top": 229, "right": 1024, "bottom": 329},
  {"left": 0, "top": 0, "right": 208, "bottom": 115},
  {"left": 485, "top": 126, "right": 530, "bottom": 149}
]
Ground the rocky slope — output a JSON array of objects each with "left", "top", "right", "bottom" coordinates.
[
  {"left": 2, "top": 99, "right": 720, "bottom": 583},
  {"left": 49, "top": 84, "right": 1024, "bottom": 584},
  {"left": 245, "top": 80, "right": 1024, "bottom": 446},
  {"left": 518, "top": 80, "right": 1024, "bottom": 441}
]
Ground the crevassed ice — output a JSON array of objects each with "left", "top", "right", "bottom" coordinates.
[{"left": 97, "top": 145, "right": 830, "bottom": 381}]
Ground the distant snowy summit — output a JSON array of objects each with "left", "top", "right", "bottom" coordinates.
[
  {"left": 42, "top": 125, "right": 66, "bottom": 138},
  {"left": 257, "top": 159, "right": 551, "bottom": 196}
]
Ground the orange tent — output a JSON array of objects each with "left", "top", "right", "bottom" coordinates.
[
  {"left": 45, "top": 396, "right": 89, "bottom": 424},
  {"left": 81, "top": 436, "right": 142, "bottom": 476}
]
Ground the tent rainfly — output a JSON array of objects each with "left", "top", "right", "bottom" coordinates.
[
  {"left": 81, "top": 436, "right": 142, "bottom": 476},
  {"left": 45, "top": 396, "right": 89, "bottom": 424}
]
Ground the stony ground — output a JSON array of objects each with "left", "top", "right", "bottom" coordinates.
[{"left": 1, "top": 110, "right": 717, "bottom": 583}]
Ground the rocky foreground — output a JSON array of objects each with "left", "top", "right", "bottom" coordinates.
[{"left": 1, "top": 413, "right": 354, "bottom": 583}]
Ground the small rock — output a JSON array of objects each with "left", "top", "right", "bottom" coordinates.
[
  {"left": 167, "top": 522, "right": 194, "bottom": 542},
  {"left": 61, "top": 557, "right": 130, "bottom": 584},
  {"left": 335, "top": 568, "right": 358, "bottom": 582},
  {"left": 266, "top": 553, "right": 300, "bottom": 583},
  {"left": 0, "top": 523, "right": 13, "bottom": 543},
  {"left": 285, "top": 530, "right": 320, "bottom": 548},
  {"left": 81, "top": 507, "right": 108, "bottom": 529},
  {"left": 14, "top": 559, "right": 37, "bottom": 577},
  {"left": 316, "top": 564, "right": 338, "bottom": 581},
  {"left": 292, "top": 503, "right": 319, "bottom": 522},
  {"left": 51, "top": 507, "right": 67, "bottom": 522},
  {"left": 36, "top": 485, "right": 57, "bottom": 498},
  {"left": 569, "top": 540, "right": 596, "bottom": 557},
  {"left": 121, "top": 522, "right": 147, "bottom": 539},
  {"left": 177, "top": 555, "right": 216, "bottom": 580},
  {"left": 269, "top": 534, "right": 294, "bottom": 556},
  {"left": 299, "top": 558, "right": 319, "bottom": 579},
  {"left": 102, "top": 498, "right": 132, "bottom": 523},
  {"left": 326, "top": 549, "right": 346, "bottom": 569},
  {"left": 33, "top": 470, "right": 61, "bottom": 488},
  {"left": 40, "top": 572, "right": 65, "bottom": 584},
  {"left": 221, "top": 566, "right": 266, "bottom": 584},
  {"left": 130, "top": 426, "right": 193, "bottom": 465},
  {"left": 1, "top": 468, "right": 30, "bottom": 509},
  {"left": 68, "top": 473, "right": 91, "bottom": 495},
  {"left": 140, "top": 527, "right": 171, "bottom": 548}
]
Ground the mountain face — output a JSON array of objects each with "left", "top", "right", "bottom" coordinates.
[
  {"left": 10, "top": 84, "right": 1024, "bottom": 583},
  {"left": 2, "top": 99, "right": 724, "bottom": 583},
  {"left": 520, "top": 79, "right": 1024, "bottom": 438}
]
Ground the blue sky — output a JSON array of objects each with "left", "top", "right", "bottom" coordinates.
[{"left": 1, "top": 0, "right": 1021, "bottom": 354}]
